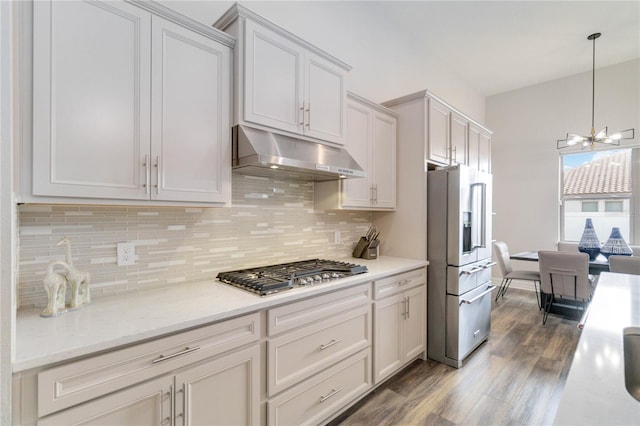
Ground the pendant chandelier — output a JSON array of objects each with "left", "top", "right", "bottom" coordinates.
[{"left": 557, "top": 32, "right": 635, "bottom": 150}]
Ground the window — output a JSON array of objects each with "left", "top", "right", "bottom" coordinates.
[
  {"left": 605, "top": 201, "right": 624, "bottom": 212},
  {"left": 561, "top": 148, "right": 635, "bottom": 243}
]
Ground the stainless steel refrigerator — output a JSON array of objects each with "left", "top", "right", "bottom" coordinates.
[{"left": 427, "top": 165, "right": 495, "bottom": 368}]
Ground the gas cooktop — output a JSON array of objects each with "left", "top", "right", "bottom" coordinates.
[{"left": 216, "top": 259, "right": 368, "bottom": 296}]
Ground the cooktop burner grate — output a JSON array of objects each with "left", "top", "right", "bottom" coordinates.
[{"left": 216, "top": 259, "right": 368, "bottom": 296}]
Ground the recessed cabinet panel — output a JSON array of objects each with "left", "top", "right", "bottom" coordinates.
[
  {"left": 305, "top": 56, "right": 346, "bottom": 144},
  {"left": 176, "top": 345, "right": 260, "bottom": 426},
  {"left": 151, "top": 16, "right": 231, "bottom": 203},
  {"left": 428, "top": 99, "right": 451, "bottom": 165},
  {"left": 371, "top": 112, "right": 397, "bottom": 209},
  {"left": 244, "top": 19, "right": 303, "bottom": 133},
  {"left": 33, "top": 0, "right": 150, "bottom": 199},
  {"left": 450, "top": 113, "right": 468, "bottom": 166},
  {"left": 341, "top": 101, "right": 373, "bottom": 208},
  {"left": 37, "top": 375, "right": 172, "bottom": 426}
]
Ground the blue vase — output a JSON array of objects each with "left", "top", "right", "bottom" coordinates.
[
  {"left": 578, "top": 218, "right": 601, "bottom": 260},
  {"left": 600, "top": 227, "right": 633, "bottom": 258}
]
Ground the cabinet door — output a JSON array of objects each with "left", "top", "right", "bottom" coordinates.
[
  {"left": 468, "top": 124, "right": 491, "bottom": 172},
  {"left": 151, "top": 16, "right": 231, "bottom": 203},
  {"left": 38, "top": 376, "right": 172, "bottom": 426},
  {"left": 243, "top": 19, "right": 304, "bottom": 134},
  {"left": 175, "top": 345, "right": 260, "bottom": 426},
  {"left": 33, "top": 0, "right": 151, "bottom": 200},
  {"left": 403, "top": 285, "right": 426, "bottom": 361},
  {"left": 478, "top": 131, "right": 491, "bottom": 173},
  {"left": 373, "top": 295, "right": 403, "bottom": 384},
  {"left": 427, "top": 98, "right": 451, "bottom": 165},
  {"left": 450, "top": 113, "right": 468, "bottom": 166},
  {"left": 304, "top": 54, "right": 346, "bottom": 144},
  {"left": 341, "top": 100, "right": 372, "bottom": 208},
  {"left": 371, "top": 111, "right": 396, "bottom": 209}
]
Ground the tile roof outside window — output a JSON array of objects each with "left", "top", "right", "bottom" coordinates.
[{"left": 563, "top": 149, "right": 631, "bottom": 196}]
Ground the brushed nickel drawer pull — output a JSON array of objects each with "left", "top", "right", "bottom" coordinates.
[
  {"left": 319, "top": 387, "right": 342, "bottom": 403},
  {"left": 319, "top": 339, "right": 342, "bottom": 350},
  {"left": 152, "top": 346, "right": 201, "bottom": 364}
]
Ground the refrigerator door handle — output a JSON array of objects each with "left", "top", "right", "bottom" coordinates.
[
  {"left": 460, "top": 285, "right": 496, "bottom": 305},
  {"left": 470, "top": 182, "right": 487, "bottom": 249}
]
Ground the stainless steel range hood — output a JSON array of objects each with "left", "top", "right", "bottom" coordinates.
[{"left": 232, "top": 125, "right": 366, "bottom": 181}]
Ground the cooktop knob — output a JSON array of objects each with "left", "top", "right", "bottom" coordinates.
[
  {"left": 331, "top": 272, "right": 341, "bottom": 279},
  {"left": 314, "top": 275, "right": 322, "bottom": 281}
]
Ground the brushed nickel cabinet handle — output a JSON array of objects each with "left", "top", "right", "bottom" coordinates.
[
  {"left": 152, "top": 346, "right": 201, "bottom": 364},
  {"left": 319, "top": 387, "right": 342, "bottom": 403},
  {"left": 306, "top": 105, "right": 310, "bottom": 129},
  {"left": 154, "top": 156, "right": 160, "bottom": 194},
  {"left": 143, "top": 155, "right": 149, "bottom": 194},
  {"left": 319, "top": 339, "right": 342, "bottom": 350},
  {"left": 299, "top": 107, "right": 305, "bottom": 126}
]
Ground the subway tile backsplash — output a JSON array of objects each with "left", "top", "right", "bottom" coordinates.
[{"left": 18, "top": 174, "right": 370, "bottom": 308}]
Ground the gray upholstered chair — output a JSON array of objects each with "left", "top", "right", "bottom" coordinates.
[
  {"left": 557, "top": 241, "right": 579, "bottom": 252},
  {"left": 494, "top": 241, "right": 541, "bottom": 308},
  {"left": 609, "top": 255, "right": 640, "bottom": 275},
  {"left": 538, "top": 251, "right": 593, "bottom": 324}
]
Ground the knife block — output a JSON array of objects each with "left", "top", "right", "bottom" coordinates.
[{"left": 361, "top": 246, "right": 378, "bottom": 259}]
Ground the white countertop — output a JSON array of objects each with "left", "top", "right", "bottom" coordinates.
[
  {"left": 14, "top": 256, "right": 427, "bottom": 373},
  {"left": 554, "top": 272, "right": 640, "bottom": 425}
]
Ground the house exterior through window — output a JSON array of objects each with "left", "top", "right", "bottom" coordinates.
[{"left": 561, "top": 148, "right": 635, "bottom": 243}]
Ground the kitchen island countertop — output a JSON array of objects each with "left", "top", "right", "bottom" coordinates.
[
  {"left": 554, "top": 271, "right": 640, "bottom": 425},
  {"left": 14, "top": 256, "right": 427, "bottom": 373}
]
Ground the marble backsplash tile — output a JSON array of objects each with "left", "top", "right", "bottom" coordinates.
[{"left": 18, "top": 174, "right": 370, "bottom": 308}]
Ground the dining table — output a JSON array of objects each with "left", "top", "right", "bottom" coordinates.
[{"left": 510, "top": 250, "right": 610, "bottom": 275}]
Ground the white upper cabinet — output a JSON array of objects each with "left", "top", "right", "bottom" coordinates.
[
  {"left": 427, "top": 98, "right": 451, "bottom": 165},
  {"left": 30, "top": 0, "right": 233, "bottom": 205},
  {"left": 468, "top": 123, "right": 492, "bottom": 173},
  {"left": 151, "top": 16, "right": 231, "bottom": 203},
  {"left": 315, "top": 93, "right": 397, "bottom": 211},
  {"left": 450, "top": 112, "right": 469, "bottom": 166},
  {"left": 382, "top": 90, "right": 491, "bottom": 171},
  {"left": 32, "top": 0, "right": 151, "bottom": 200},
  {"left": 215, "top": 4, "right": 350, "bottom": 145}
]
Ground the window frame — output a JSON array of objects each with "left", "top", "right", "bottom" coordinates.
[{"left": 559, "top": 147, "right": 638, "bottom": 244}]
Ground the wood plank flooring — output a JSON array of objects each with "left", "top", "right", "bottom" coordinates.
[{"left": 329, "top": 288, "right": 581, "bottom": 426}]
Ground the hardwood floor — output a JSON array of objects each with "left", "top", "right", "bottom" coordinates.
[{"left": 330, "top": 288, "right": 581, "bottom": 426}]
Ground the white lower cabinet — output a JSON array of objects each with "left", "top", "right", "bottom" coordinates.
[
  {"left": 38, "top": 375, "right": 173, "bottom": 426},
  {"left": 30, "top": 313, "right": 261, "bottom": 425},
  {"left": 266, "top": 283, "right": 372, "bottom": 425},
  {"left": 38, "top": 346, "right": 260, "bottom": 426},
  {"left": 373, "top": 268, "right": 427, "bottom": 384}
]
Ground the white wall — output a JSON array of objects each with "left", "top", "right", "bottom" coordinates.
[
  {"left": 161, "top": 1, "right": 486, "bottom": 122},
  {"left": 487, "top": 59, "right": 640, "bottom": 268}
]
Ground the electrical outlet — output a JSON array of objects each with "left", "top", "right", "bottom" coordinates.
[
  {"left": 334, "top": 230, "right": 341, "bottom": 244},
  {"left": 117, "top": 242, "right": 136, "bottom": 266}
]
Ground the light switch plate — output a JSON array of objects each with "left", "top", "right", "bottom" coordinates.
[{"left": 117, "top": 242, "right": 136, "bottom": 266}]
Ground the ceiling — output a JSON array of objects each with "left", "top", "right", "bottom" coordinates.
[
  {"left": 374, "top": 1, "right": 640, "bottom": 96},
  {"left": 164, "top": 1, "right": 640, "bottom": 97}
]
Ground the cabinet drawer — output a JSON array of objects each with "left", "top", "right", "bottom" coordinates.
[
  {"left": 267, "top": 349, "right": 372, "bottom": 426},
  {"left": 38, "top": 313, "right": 260, "bottom": 417},
  {"left": 373, "top": 268, "right": 426, "bottom": 299},
  {"left": 268, "top": 304, "right": 371, "bottom": 396},
  {"left": 267, "top": 283, "right": 371, "bottom": 336}
]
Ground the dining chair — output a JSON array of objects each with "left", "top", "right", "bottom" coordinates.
[
  {"left": 493, "top": 241, "right": 541, "bottom": 308},
  {"left": 609, "top": 255, "right": 640, "bottom": 275},
  {"left": 557, "top": 241, "right": 579, "bottom": 252},
  {"left": 538, "top": 251, "right": 593, "bottom": 325}
]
